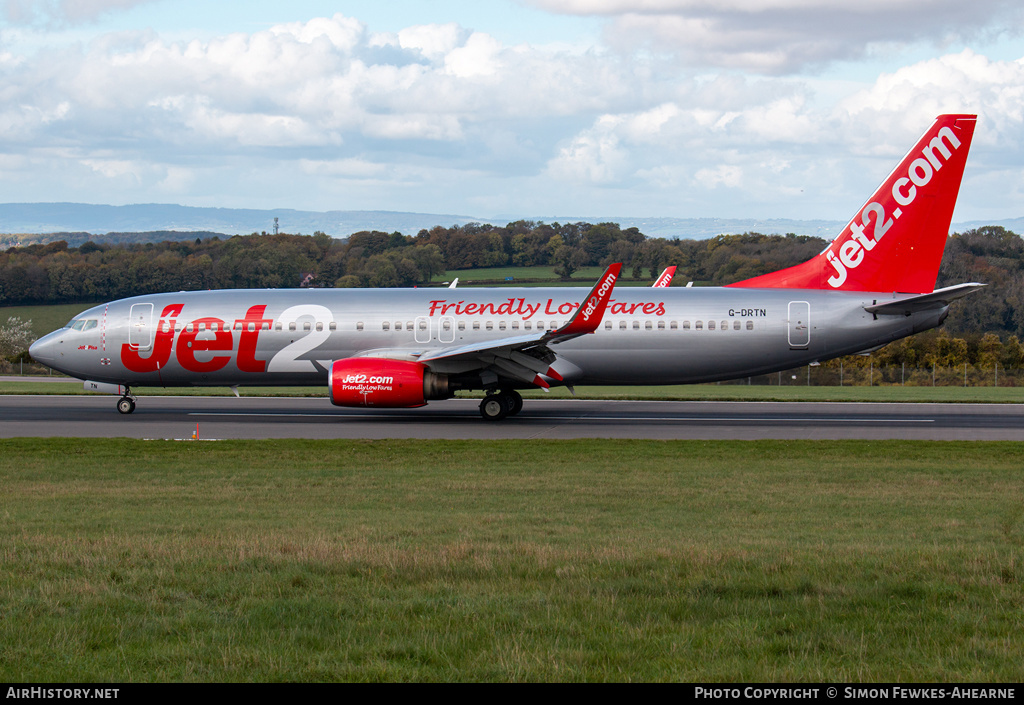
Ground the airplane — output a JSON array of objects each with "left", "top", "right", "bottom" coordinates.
[{"left": 30, "top": 114, "right": 983, "bottom": 421}]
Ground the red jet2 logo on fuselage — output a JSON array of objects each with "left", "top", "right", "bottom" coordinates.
[{"left": 121, "top": 304, "right": 271, "bottom": 374}]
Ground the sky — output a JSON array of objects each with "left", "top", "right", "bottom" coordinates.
[{"left": 1, "top": 0, "right": 1023, "bottom": 224}]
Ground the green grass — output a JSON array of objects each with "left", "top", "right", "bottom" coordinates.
[
  {"left": 0, "top": 302, "right": 103, "bottom": 339},
  {"left": 1, "top": 439, "right": 1022, "bottom": 682}
]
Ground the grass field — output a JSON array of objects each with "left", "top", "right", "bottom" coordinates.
[
  {"left": 1, "top": 438, "right": 1021, "bottom": 682},
  {"left": 0, "top": 302, "right": 103, "bottom": 339}
]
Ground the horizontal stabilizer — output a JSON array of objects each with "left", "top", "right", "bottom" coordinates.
[{"left": 863, "top": 283, "right": 985, "bottom": 316}]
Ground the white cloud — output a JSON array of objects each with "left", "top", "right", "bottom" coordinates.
[
  {"left": 0, "top": 7, "right": 1022, "bottom": 220},
  {"left": 527, "top": 0, "right": 1024, "bottom": 73},
  {"left": 546, "top": 116, "right": 629, "bottom": 183},
  {"left": 2, "top": 0, "right": 159, "bottom": 25},
  {"left": 695, "top": 164, "right": 743, "bottom": 188},
  {"left": 397, "top": 23, "right": 465, "bottom": 59},
  {"left": 445, "top": 32, "right": 503, "bottom": 78},
  {"left": 837, "top": 50, "right": 1024, "bottom": 147}
]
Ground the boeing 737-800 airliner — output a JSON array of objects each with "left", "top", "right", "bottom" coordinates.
[{"left": 30, "top": 115, "right": 983, "bottom": 420}]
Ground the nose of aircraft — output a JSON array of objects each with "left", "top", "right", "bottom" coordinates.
[{"left": 29, "top": 331, "right": 58, "bottom": 366}]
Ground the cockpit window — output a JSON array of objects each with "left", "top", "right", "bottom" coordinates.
[{"left": 67, "top": 319, "right": 98, "bottom": 332}]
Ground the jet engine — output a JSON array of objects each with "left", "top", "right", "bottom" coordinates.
[{"left": 329, "top": 358, "right": 450, "bottom": 408}]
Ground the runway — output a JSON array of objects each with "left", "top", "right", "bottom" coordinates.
[{"left": 2, "top": 394, "right": 1023, "bottom": 440}]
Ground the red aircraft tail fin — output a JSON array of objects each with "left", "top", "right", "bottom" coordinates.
[
  {"left": 652, "top": 266, "right": 676, "bottom": 287},
  {"left": 729, "top": 114, "right": 976, "bottom": 294}
]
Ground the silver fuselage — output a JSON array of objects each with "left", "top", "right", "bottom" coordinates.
[{"left": 30, "top": 286, "right": 946, "bottom": 389}]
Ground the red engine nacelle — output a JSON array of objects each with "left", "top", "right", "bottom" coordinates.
[{"left": 329, "top": 358, "right": 449, "bottom": 408}]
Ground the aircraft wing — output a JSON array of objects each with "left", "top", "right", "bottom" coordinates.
[
  {"left": 863, "top": 283, "right": 986, "bottom": 316},
  {"left": 357, "top": 263, "right": 622, "bottom": 388}
]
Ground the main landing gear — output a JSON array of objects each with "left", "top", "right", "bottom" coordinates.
[
  {"left": 117, "top": 388, "right": 136, "bottom": 415},
  {"left": 479, "top": 389, "right": 523, "bottom": 421}
]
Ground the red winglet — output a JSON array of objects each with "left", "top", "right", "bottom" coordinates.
[
  {"left": 552, "top": 263, "right": 621, "bottom": 337},
  {"left": 652, "top": 266, "right": 676, "bottom": 288}
]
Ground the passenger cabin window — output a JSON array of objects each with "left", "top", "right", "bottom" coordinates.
[
  {"left": 695, "top": 321, "right": 703, "bottom": 330},
  {"left": 746, "top": 321, "right": 754, "bottom": 330},
  {"left": 329, "top": 322, "right": 336, "bottom": 331},
  {"left": 511, "top": 321, "right": 519, "bottom": 330},
  {"left": 632, "top": 321, "right": 640, "bottom": 330},
  {"left": 356, "top": 322, "right": 364, "bottom": 331},
  {"left": 458, "top": 322, "right": 466, "bottom": 331},
  {"left": 721, "top": 321, "right": 728, "bottom": 331},
  {"left": 708, "top": 321, "right": 715, "bottom": 330},
  {"left": 605, "top": 321, "right": 612, "bottom": 330},
  {"left": 383, "top": 322, "right": 390, "bottom": 330},
  {"left": 733, "top": 321, "right": 741, "bottom": 331}
]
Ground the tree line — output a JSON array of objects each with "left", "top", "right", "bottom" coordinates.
[{"left": 1, "top": 221, "right": 1022, "bottom": 349}]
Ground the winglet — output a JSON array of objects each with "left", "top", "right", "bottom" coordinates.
[
  {"left": 550, "top": 263, "right": 621, "bottom": 338},
  {"left": 652, "top": 266, "right": 676, "bottom": 288}
]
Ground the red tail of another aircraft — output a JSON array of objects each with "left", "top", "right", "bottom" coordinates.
[{"left": 729, "top": 114, "right": 977, "bottom": 294}]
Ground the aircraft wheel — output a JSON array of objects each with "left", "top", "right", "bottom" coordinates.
[
  {"left": 479, "top": 395, "right": 508, "bottom": 421},
  {"left": 117, "top": 397, "right": 136, "bottom": 415},
  {"left": 503, "top": 390, "right": 523, "bottom": 417}
]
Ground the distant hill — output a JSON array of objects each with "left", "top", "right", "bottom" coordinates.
[
  {"left": 0, "top": 203, "right": 1020, "bottom": 246},
  {"left": 0, "top": 203, "right": 488, "bottom": 240},
  {"left": 1, "top": 231, "right": 239, "bottom": 249}
]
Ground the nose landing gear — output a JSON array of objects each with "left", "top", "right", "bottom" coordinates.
[{"left": 116, "top": 388, "right": 136, "bottom": 415}]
